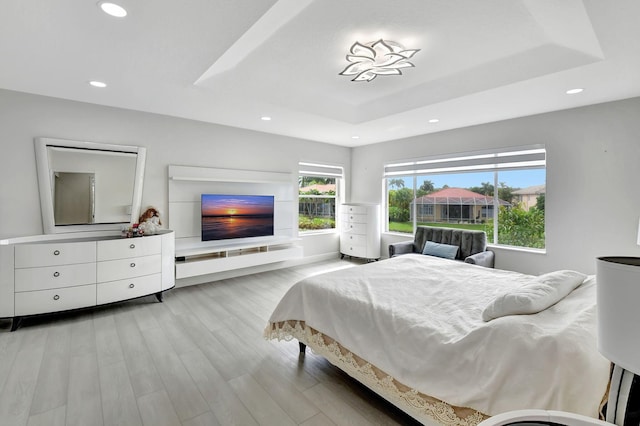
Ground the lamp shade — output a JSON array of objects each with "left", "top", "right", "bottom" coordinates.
[{"left": 596, "top": 256, "right": 640, "bottom": 375}]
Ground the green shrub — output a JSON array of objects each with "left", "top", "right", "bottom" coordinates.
[
  {"left": 389, "top": 206, "right": 410, "bottom": 222},
  {"left": 299, "top": 216, "right": 335, "bottom": 230},
  {"left": 496, "top": 206, "right": 545, "bottom": 248}
]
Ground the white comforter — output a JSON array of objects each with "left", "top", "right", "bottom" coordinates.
[{"left": 268, "top": 254, "right": 610, "bottom": 417}]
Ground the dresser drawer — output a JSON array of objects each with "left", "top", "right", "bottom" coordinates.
[
  {"left": 97, "top": 273, "right": 161, "bottom": 305},
  {"left": 341, "top": 244, "right": 367, "bottom": 258},
  {"left": 97, "top": 236, "right": 161, "bottom": 261},
  {"left": 15, "top": 241, "right": 96, "bottom": 268},
  {"left": 342, "top": 213, "right": 368, "bottom": 224},
  {"left": 340, "top": 234, "right": 366, "bottom": 247},
  {"left": 15, "top": 284, "right": 96, "bottom": 316},
  {"left": 343, "top": 205, "right": 368, "bottom": 215},
  {"left": 15, "top": 263, "right": 96, "bottom": 292},
  {"left": 97, "top": 254, "right": 162, "bottom": 282},
  {"left": 341, "top": 222, "right": 367, "bottom": 234}
]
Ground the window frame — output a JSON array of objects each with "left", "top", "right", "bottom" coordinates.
[
  {"left": 298, "top": 162, "right": 344, "bottom": 235},
  {"left": 383, "top": 146, "right": 546, "bottom": 250}
]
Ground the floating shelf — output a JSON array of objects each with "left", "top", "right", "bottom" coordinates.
[{"left": 168, "top": 165, "right": 293, "bottom": 184}]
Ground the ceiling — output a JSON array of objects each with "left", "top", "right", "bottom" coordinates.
[{"left": 1, "top": 0, "right": 639, "bottom": 147}]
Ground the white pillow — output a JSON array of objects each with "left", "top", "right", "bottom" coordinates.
[{"left": 482, "top": 270, "right": 587, "bottom": 321}]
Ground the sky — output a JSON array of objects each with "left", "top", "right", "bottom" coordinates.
[
  {"left": 201, "top": 195, "right": 274, "bottom": 216},
  {"left": 396, "top": 169, "right": 545, "bottom": 190}
]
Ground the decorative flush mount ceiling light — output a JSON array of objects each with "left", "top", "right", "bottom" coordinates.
[
  {"left": 98, "top": 1, "right": 127, "bottom": 18},
  {"left": 339, "top": 39, "right": 420, "bottom": 82}
]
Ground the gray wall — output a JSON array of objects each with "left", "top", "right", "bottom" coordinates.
[
  {"left": 350, "top": 97, "right": 640, "bottom": 275},
  {"left": 4, "top": 88, "right": 640, "bottom": 276},
  {"left": 0, "top": 89, "right": 350, "bottom": 277}
]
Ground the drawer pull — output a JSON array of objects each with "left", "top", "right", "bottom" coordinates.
[
  {"left": 53, "top": 250, "right": 60, "bottom": 256},
  {"left": 130, "top": 262, "right": 136, "bottom": 268},
  {"left": 129, "top": 283, "right": 135, "bottom": 289},
  {"left": 53, "top": 271, "right": 60, "bottom": 278},
  {"left": 129, "top": 244, "right": 135, "bottom": 249},
  {"left": 53, "top": 294, "right": 60, "bottom": 301}
]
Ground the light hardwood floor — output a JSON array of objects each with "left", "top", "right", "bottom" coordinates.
[{"left": 0, "top": 258, "right": 421, "bottom": 426}]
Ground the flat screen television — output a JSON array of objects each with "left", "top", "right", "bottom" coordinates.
[{"left": 201, "top": 194, "right": 274, "bottom": 241}]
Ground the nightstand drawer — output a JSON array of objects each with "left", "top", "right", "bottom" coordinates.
[
  {"left": 97, "top": 236, "right": 161, "bottom": 261},
  {"left": 15, "top": 263, "right": 96, "bottom": 292},
  {"left": 15, "top": 284, "right": 96, "bottom": 316},
  {"left": 97, "top": 254, "right": 162, "bottom": 282},
  {"left": 15, "top": 241, "right": 96, "bottom": 268},
  {"left": 97, "top": 274, "right": 161, "bottom": 305}
]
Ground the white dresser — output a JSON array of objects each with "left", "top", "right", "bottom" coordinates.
[
  {"left": 0, "top": 230, "right": 175, "bottom": 331},
  {"left": 340, "top": 203, "right": 381, "bottom": 261}
]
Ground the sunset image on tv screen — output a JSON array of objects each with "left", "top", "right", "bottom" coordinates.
[{"left": 201, "top": 194, "right": 274, "bottom": 241}]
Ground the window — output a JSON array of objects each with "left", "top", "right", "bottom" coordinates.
[
  {"left": 299, "top": 162, "right": 343, "bottom": 232},
  {"left": 385, "top": 147, "right": 546, "bottom": 249}
]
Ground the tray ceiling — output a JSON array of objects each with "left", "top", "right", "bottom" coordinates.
[{"left": 1, "top": 0, "right": 639, "bottom": 146}]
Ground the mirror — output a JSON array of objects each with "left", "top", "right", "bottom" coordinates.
[{"left": 35, "top": 137, "right": 146, "bottom": 234}]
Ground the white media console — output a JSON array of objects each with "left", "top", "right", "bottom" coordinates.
[
  {"left": 174, "top": 236, "right": 302, "bottom": 279},
  {"left": 168, "top": 165, "right": 303, "bottom": 279}
]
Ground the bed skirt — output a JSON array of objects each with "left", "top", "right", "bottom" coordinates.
[{"left": 265, "top": 320, "right": 488, "bottom": 426}]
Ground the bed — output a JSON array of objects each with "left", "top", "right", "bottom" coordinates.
[{"left": 264, "top": 254, "right": 610, "bottom": 426}]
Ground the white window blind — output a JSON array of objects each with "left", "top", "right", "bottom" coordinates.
[
  {"left": 299, "top": 162, "right": 344, "bottom": 178},
  {"left": 384, "top": 147, "right": 545, "bottom": 176}
]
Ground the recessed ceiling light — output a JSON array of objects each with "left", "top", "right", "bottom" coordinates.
[
  {"left": 428, "top": 118, "right": 439, "bottom": 123},
  {"left": 261, "top": 116, "right": 271, "bottom": 121},
  {"left": 98, "top": 2, "right": 127, "bottom": 18},
  {"left": 89, "top": 80, "right": 107, "bottom": 88},
  {"left": 566, "top": 88, "right": 584, "bottom": 95},
  {"left": 351, "top": 136, "right": 360, "bottom": 139}
]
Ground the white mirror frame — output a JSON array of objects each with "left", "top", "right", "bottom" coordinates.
[{"left": 35, "top": 137, "right": 146, "bottom": 234}]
